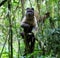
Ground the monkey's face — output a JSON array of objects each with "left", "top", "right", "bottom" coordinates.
[{"left": 26, "top": 8, "right": 34, "bottom": 18}]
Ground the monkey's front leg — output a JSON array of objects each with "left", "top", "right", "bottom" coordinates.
[
  {"left": 32, "top": 23, "right": 38, "bottom": 36},
  {"left": 20, "top": 23, "right": 33, "bottom": 38},
  {"left": 32, "top": 16, "right": 38, "bottom": 35},
  {"left": 21, "top": 23, "right": 30, "bottom": 28},
  {"left": 20, "top": 23, "right": 30, "bottom": 38}
]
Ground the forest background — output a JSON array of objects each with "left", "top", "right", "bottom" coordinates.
[{"left": 0, "top": 0, "right": 60, "bottom": 58}]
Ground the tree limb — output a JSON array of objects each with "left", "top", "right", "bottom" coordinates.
[{"left": 0, "top": 0, "right": 7, "bottom": 7}]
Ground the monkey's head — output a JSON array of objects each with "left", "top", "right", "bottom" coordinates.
[{"left": 26, "top": 8, "right": 34, "bottom": 19}]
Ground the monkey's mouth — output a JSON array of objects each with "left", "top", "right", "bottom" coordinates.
[
  {"left": 28, "top": 13, "right": 34, "bottom": 17},
  {"left": 27, "top": 12, "right": 34, "bottom": 16},
  {"left": 28, "top": 14, "right": 31, "bottom": 17}
]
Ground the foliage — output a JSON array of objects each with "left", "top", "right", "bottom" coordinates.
[{"left": 0, "top": 0, "right": 60, "bottom": 58}]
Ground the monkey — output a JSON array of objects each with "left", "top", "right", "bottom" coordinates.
[
  {"left": 20, "top": 8, "right": 37, "bottom": 55},
  {"left": 21, "top": 8, "right": 50, "bottom": 34},
  {"left": 20, "top": 8, "right": 50, "bottom": 55}
]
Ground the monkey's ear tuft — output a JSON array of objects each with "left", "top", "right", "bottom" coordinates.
[
  {"left": 31, "top": 8, "right": 34, "bottom": 11},
  {"left": 26, "top": 8, "right": 30, "bottom": 10}
]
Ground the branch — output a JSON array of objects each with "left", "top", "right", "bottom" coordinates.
[
  {"left": 29, "top": 0, "right": 32, "bottom": 7},
  {"left": 0, "top": 0, "right": 7, "bottom": 7}
]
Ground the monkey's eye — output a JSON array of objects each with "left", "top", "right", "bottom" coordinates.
[
  {"left": 31, "top": 8, "right": 34, "bottom": 11},
  {"left": 26, "top": 8, "right": 30, "bottom": 10}
]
